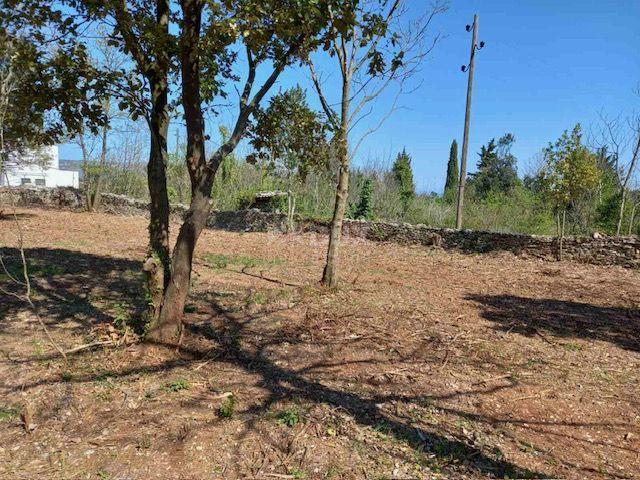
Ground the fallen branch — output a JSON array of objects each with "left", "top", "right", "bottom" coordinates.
[{"left": 63, "top": 340, "right": 116, "bottom": 355}]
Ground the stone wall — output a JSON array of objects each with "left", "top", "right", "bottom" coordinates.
[{"left": 2, "top": 186, "right": 638, "bottom": 268}]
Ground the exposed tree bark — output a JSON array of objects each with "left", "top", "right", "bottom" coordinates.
[
  {"left": 146, "top": 71, "right": 171, "bottom": 288},
  {"left": 629, "top": 198, "right": 638, "bottom": 236},
  {"left": 90, "top": 115, "right": 109, "bottom": 211},
  {"left": 147, "top": 0, "right": 207, "bottom": 343},
  {"left": 144, "top": 0, "right": 172, "bottom": 297},
  {"left": 322, "top": 149, "right": 349, "bottom": 286}
]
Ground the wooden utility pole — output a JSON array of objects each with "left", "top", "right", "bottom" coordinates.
[{"left": 455, "top": 14, "right": 482, "bottom": 230}]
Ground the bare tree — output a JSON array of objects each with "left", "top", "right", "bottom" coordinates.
[
  {"left": 594, "top": 110, "right": 640, "bottom": 235},
  {"left": 308, "top": 0, "right": 446, "bottom": 287},
  {"left": 618, "top": 115, "right": 640, "bottom": 235}
]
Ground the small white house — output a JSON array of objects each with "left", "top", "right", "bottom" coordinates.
[{"left": 0, "top": 146, "right": 79, "bottom": 188}]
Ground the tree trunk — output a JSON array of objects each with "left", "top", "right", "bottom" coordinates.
[
  {"left": 628, "top": 200, "right": 637, "bottom": 236},
  {"left": 558, "top": 208, "right": 566, "bottom": 262},
  {"left": 146, "top": 73, "right": 171, "bottom": 291},
  {"left": 78, "top": 132, "right": 92, "bottom": 211},
  {"left": 146, "top": 0, "right": 207, "bottom": 344},
  {"left": 321, "top": 63, "right": 351, "bottom": 287},
  {"left": 146, "top": 180, "right": 212, "bottom": 343},
  {"left": 616, "top": 189, "right": 627, "bottom": 237},
  {"left": 91, "top": 117, "right": 109, "bottom": 212},
  {"left": 322, "top": 151, "right": 349, "bottom": 287}
]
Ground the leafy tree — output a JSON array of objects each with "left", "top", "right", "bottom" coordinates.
[
  {"left": 15, "top": 0, "right": 350, "bottom": 340},
  {"left": 540, "top": 124, "right": 600, "bottom": 259},
  {"left": 444, "top": 139, "right": 459, "bottom": 201},
  {"left": 249, "top": 86, "right": 329, "bottom": 231},
  {"left": 392, "top": 148, "right": 415, "bottom": 214},
  {"left": 249, "top": 86, "right": 329, "bottom": 180},
  {"left": 0, "top": 8, "right": 109, "bottom": 175},
  {"left": 350, "top": 178, "right": 374, "bottom": 221},
  {"left": 470, "top": 133, "right": 519, "bottom": 198},
  {"left": 144, "top": 0, "right": 348, "bottom": 341},
  {"left": 309, "top": 0, "right": 447, "bottom": 287}
]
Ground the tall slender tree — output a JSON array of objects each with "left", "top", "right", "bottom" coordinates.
[
  {"left": 392, "top": 148, "right": 415, "bottom": 214},
  {"left": 444, "top": 139, "right": 459, "bottom": 200},
  {"left": 309, "top": 0, "right": 446, "bottom": 287}
]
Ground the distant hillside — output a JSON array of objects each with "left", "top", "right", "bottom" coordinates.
[{"left": 59, "top": 159, "right": 82, "bottom": 171}]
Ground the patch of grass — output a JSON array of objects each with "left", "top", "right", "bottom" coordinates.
[
  {"left": 218, "top": 395, "right": 236, "bottom": 418},
  {"left": 136, "top": 435, "right": 152, "bottom": 450},
  {"left": 289, "top": 467, "right": 306, "bottom": 479},
  {"left": 324, "top": 466, "right": 342, "bottom": 478},
  {"left": 1, "top": 259, "right": 66, "bottom": 281},
  {"left": 563, "top": 342, "right": 583, "bottom": 352},
  {"left": 0, "top": 405, "right": 20, "bottom": 421},
  {"left": 202, "top": 253, "right": 283, "bottom": 270},
  {"left": 61, "top": 371, "right": 73, "bottom": 382},
  {"left": 277, "top": 408, "right": 300, "bottom": 428},
  {"left": 112, "top": 302, "right": 131, "bottom": 329},
  {"left": 164, "top": 379, "right": 190, "bottom": 392},
  {"left": 245, "top": 291, "right": 268, "bottom": 306}
]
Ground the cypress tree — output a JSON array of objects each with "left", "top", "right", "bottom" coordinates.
[
  {"left": 392, "top": 148, "right": 415, "bottom": 213},
  {"left": 352, "top": 178, "right": 374, "bottom": 220},
  {"left": 444, "top": 139, "right": 459, "bottom": 200}
]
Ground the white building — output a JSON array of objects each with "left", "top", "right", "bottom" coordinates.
[{"left": 0, "top": 146, "right": 79, "bottom": 188}]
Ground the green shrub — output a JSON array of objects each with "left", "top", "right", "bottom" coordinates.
[{"left": 218, "top": 395, "right": 236, "bottom": 418}]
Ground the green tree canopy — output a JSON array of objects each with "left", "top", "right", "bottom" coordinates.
[
  {"left": 444, "top": 139, "right": 459, "bottom": 200},
  {"left": 392, "top": 148, "right": 415, "bottom": 213},
  {"left": 248, "top": 86, "right": 329, "bottom": 182},
  {"left": 540, "top": 124, "right": 600, "bottom": 210},
  {"left": 0, "top": 9, "right": 110, "bottom": 165},
  {"left": 350, "top": 178, "right": 374, "bottom": 221},
  {"left": 470, "top": 133, "right": 519, "bottom": 198}
]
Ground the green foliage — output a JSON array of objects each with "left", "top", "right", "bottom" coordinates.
[
  {"left": 0, "top": 14, "right": 111, "bottom": 159},
  {"left": 218, "top": 395, "right": 236, "bottom": 418},
  {"left": 392, "top": 148, "right": 416, "bottom": 213},
  {"left": 469, "top": 134, "right": 519, "bottom": 198},
  {"left": 164, "top": 379, "right": 190, "bottom": 393},
  {"left": 202, "top": 253, "right": 283, "bottom": 270},
  {"left": 540, "top": 125, "right": 600, "bottom": 207},
  {"left": 444, "top": 139, "right": 459, "bottom": 202},
  {"left": 277, "top": 408, "right": 300, "bottom": 427},
  {"left": 350, "top": 178, "right": 374, "bottom": 220},
  {"left": 249, "top": 86, "right": 329, "bottom": 183},
  {"left": 289, "top": 467, "right": 306, "bottom": 479},
  {"left": 0, "top": 405, "right": 19, "bottom": 421}
]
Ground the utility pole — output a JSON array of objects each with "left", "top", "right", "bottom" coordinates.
[{"left": 455, "top": 14, "right": 484, "bottom": 230}]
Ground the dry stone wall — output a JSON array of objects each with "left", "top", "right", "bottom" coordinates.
[{"left": 2, "top": 186, "right": 638, "bottom": 269}]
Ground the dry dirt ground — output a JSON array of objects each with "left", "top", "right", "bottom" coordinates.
[{"left": 1, "top": 207, "right": 639, "bottom": 480}]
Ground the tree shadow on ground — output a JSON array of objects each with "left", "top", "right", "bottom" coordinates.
[
  {"left": 1, "top": 248, "right": 568, "bottom": 478},
  {"left": 0, "top": 212, "right": 37, "bottom": 221},
  {"left": 0, "top": 247, "right": 143, "bottom": 333},
  {"left": 467, "top": 294, "right": 640, "bottom": 352},
  {"left": 180, "top": 295, "right": 549, "bottom": 479}
]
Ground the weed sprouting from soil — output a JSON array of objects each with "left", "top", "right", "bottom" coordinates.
[{"left": 164, "top": 379, "right": 190, "bottom": 392}]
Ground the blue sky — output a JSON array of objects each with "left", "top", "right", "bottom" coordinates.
[{"left": 60, "top": 0, "right": 640, "bottom": 194}]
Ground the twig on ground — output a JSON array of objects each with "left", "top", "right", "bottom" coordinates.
[{"left": 63, "top": 340, "right": 116, "bottom": 355}]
